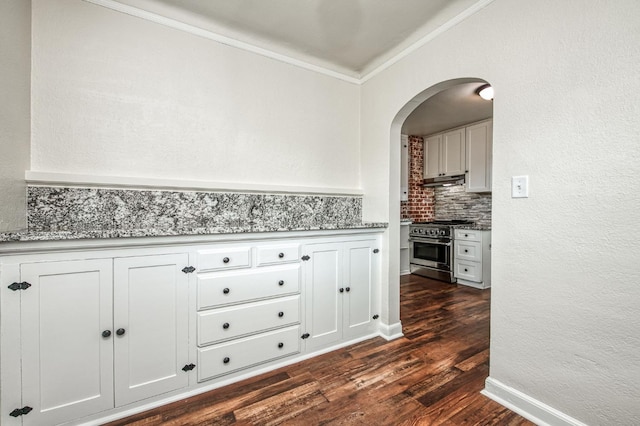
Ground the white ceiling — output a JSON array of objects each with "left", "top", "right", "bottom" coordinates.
[
  {"left": 113, "top": 0, "right": 482, "bottom": 77},
  {"left": 402, "top": 82, "right": 493, "bottom": 136},
  {"left": 110, "top": 0, "right": 493, "bottom": 134}
]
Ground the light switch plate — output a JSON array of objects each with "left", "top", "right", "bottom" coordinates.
[{"left": 512, "top": 176, "right": 529, "bottom": 198}]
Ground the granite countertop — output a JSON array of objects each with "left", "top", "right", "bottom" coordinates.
[
  {"left": 452, "top": 224, "right": 491, "bottom": 231},
  {"left": 0, "top": 222, "right": 388, "bottom": 243}
]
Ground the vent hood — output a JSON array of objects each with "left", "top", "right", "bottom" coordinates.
[{"left": 422, "top": 174, "right": 465, "bottom": 187}]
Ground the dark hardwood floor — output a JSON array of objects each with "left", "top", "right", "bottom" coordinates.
[{"left": 106, "top": 275, "right": 533, "bottom": 425}]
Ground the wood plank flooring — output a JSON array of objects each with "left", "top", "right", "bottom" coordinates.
[{"left": 106, "top": 275, "right": 534, "bottom": 425}]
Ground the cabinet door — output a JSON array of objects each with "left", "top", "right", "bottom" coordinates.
[
  {"left": 466, "top": 120, "right": 492, "bottom": 192},
  {"left": 343, "top": 240, "right": 377, "bottom": 339},
  {"left": 303, "top": 243, "right": 342, "bottom": 351},
  {"left": 441, "top": 128, "right": 466, "bottom": 176},
  {"left": 114, "top": 254, "right": 189, "bottom": 407},
  {"left": 423, "top": 135, "right": 441, "bottom": 178},
  {"left": 20, "top": 259, "right": 114, "bottom": 426}
]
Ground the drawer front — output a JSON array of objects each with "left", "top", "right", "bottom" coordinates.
[
  {"left": 256, "top": 244, "right": 300, "bottom": 266},
  {"left": 455, "top": 240, "right": 482, "bottom": 262},
  {"left": 197, "top": 247, "right": 251, "bottom": 272},
  {"left": 197, "top": 264, "right": 300, "bottom": 309},
  {"left": 198, "top": 295, "right": 300, "bottom": 346},
  {"left": 454, "top": 229, "right": 482, "bottom": 242},
  {"left": 197, "top": 326, "right": 301, "bottom": 382},
  {"left": 454, "top": 260, "right": 482, "bottom": 282}
]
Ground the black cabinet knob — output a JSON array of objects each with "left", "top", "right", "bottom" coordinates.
[
  {"left": 116, "top": 328, "right": 126, "bottom": 336},
  {"left": 464, "top": 249, "right": 469, "bottom": 253},
  {"left": 464, "top": 268, "right": 469, "bottom": 272},
  {"left": 278, "top": 252, "right": 285, "bottom": 258},
  {"left": 278, "top": 280, "right": 284, "bottom": 286},
  {"left": 339, "top": 288, "right": 344, "bottom": 293},
  {"left": 223, "top": 288, "right": 230, "bottom": 294},
  {"left": 102, "top": 330, "right": 111, "bottom": 338},
  {"left": 278, "top": 311, "right": 284, "bottom": 317},
  {"left": 222, "top": 322, "right": 230, "bottom": 329},
  {"left": 223, "top": 357, "right": 230, "bottom": 364},
  {"left": 465, "top": 234, "right": 469, "bottom": 237},
  {"left": 278, "top": 342, "right": 284, "bottom": 348},
  {"left": 345, "top": 287, "right": 351, "bottom": 292},
  {"left": 222, "top": 257, "right": 230, "bottom": 263}
]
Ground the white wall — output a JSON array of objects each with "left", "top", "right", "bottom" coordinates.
[
  {"left": 361, "top": 0, "right": 640, "bottom": 424},
  {"left": 0, "top": 0, "right": 31, "bottom": 232},
  {"left": 30, "top": 0, "right": 361, "bottom": 191}
]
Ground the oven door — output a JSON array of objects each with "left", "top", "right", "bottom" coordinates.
[{"left": 409, "top": 237, "right": 451, "bottom": 271}]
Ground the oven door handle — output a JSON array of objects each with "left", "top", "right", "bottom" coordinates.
[{"left": 409, "top": 238, "right": 452, "bottom": 246}]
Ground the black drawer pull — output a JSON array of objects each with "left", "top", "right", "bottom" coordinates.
[
  {"left": 222, "top": 322, "right": 230, "bottom": 329},
  {"left": 278, "top": 342, "right": 284, "bottom": 348},
  {"left": 278, "top": 252, "right": 285, "bottom": 258},
  {"left": 223, "top": 288, "right": 230, "bottom": 294},
  {"left": 339, "top": 288, "right": 344, "bottom": 293},
  {"left": 116, "top": 328, "right": 126, "bottom": 336},
  {"left": 345, "top": 287, "right": 351, "bottom": 292},
  {"left": 102, "top": 330, "right": 111, "bottom": 338},
  {"left": 223, "top": 257, "right": 230, "bottom": 263},
  {"left": 223, "top": 357, "right": 230, "bottom": 364},
  {"left": 464, "top": 268, "right": 469, "bottom": 272},
  {"left": 278, "top": 280, "right": 284, "bottom": 286},
  {"left": 464, "top": 249, "right": 469, "bottom": 253},
  {"left": 278, "top": 311, "right": 284, "bottom": 317}
]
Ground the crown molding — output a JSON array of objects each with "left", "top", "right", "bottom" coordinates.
[{"left": 82, "top": 0, "right": 495, "bottom": 85}]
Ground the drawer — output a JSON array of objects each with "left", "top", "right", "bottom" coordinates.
[
  {"left": 454, "top": 260, "right": 482, "bottom": 282},
  {"left": 198, "top": 246, "right": 251, "bottom": 272},
  {"left": 454, "top": 229, "right": 482, "bottom": 242},
  {"left": 197, "top": 325, "right": 301, "bottom": 382},
  {"left": 197, "top": 263, "right": 300, "bottom": 309},
  {"left": 256, "top": 244, "right": 300, "bottom": 266},
  {"left": 455, "top": 240, "right": 482, "bottom": 262},
  {"left": 198, "top": 295, "right": 300, "bottom": 346}
]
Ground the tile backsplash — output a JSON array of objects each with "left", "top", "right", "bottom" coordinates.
[{"left": 434, "top": 185, "right": 492, "bottom": 227}]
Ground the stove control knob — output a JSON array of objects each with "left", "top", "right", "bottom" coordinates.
[{"left": 439, "top": 230, "right": 446, "bottom": 236}]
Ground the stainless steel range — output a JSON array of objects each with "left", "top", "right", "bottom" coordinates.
[{"left": 409, "top": 220, "right": 474, "bottom": 282}]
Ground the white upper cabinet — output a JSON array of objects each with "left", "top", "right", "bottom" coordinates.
[
  {"left": 441, "top": 128, "right": 466, "bottom": 176},
  {"left": 423, "top": 129, "right": 466, "bottom": 179},
  {"left": 465, "top": 120, "right": 493, "bottom": 192},
  {"left": 401, "top": 134, "right": 409, "bottom": 201}
]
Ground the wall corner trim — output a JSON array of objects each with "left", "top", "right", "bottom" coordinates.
[
  {"left": 482, "top": 377, "right": 589, "bottom": 426},
  {"left": 25, "top": 171, "right": 364, "bottom": 196}
]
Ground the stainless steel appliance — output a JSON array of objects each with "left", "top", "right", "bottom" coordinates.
[{"left": 409, "top": 220, "right": 474, "bottom": 282}]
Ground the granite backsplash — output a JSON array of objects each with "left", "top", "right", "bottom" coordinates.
[{"left": 27, "top": 186, "right": 366, "bottom": 233}]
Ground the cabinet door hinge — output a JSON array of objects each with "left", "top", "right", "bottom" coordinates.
[
  {"left": 181, "top": 266, "right": 196, "bottom": 274},
  {"left": 301, "top": 255, "right": 310, "bottom": 261},
  {"left": 301, "top": 333, "right": 310, "bottom": 339},
  {"left": 182, "top": 363, "right": 196, "bottom": 372},
  {"left": 8, "top": 281, "right": 31, "bottom": 291},
  {"left": 9, "top": 406, "right": 33, "bottom": 417}
]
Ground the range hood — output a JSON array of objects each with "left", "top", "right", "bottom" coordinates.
[{"left": 422, "top": 174, "right": 465, "bottom": 187}]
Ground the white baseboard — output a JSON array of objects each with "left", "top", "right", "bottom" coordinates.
[
  {"left": 378, "top": 321, "right": 404, "bottom": 341},
  {"left": 482, "top": 377, "right": 588, "bottom": 426}
]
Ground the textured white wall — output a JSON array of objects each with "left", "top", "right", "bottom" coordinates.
[
  {"left": 30, "top": 0, "right": 360, "bottom": 190},
  {"left": 361, "top": 0, "right": 640, "bottom": 424},
  {"left": 0, "top": 0, "right": 30, "bottom": 232}
]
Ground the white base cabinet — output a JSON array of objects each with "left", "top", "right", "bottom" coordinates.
[
  {"left": 0, "top": 231, "right": 382, "bottom": 426},
  {"left": 454, "top": 229, "right": 491, "bottom": 289},
  {"left": 302, "top": 239, "right": 380, "bottom": 352}
]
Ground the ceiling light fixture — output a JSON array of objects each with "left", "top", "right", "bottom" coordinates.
[{"left": 477, "top": 84, "right": 494, "bottom": 101}]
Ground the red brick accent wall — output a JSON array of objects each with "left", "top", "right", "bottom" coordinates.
[{"left": 404, "top": 135, "right": 435, "bottom": 222}]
